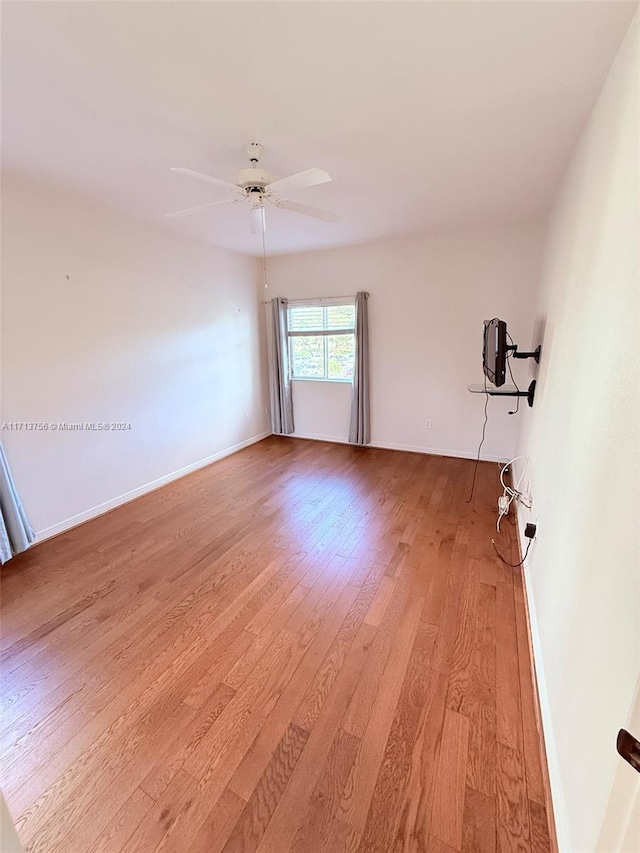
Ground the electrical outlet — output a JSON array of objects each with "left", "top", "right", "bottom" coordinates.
[
  {"left": 425, "top": 420, "right": 432, "bottom": 429},
  {"left": 244, "top": 413, "right": 251, "bottom": 423}
]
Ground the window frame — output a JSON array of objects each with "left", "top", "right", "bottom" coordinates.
[{"left": 287, "top": 300, "right": 356, "bottom": 383}]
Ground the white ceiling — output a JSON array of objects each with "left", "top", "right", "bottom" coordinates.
[{"left": 2, "top": 1, "right": 637, "bottom": 256}]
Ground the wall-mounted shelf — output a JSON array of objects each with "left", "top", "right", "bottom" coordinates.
[
  {"left": 468, "top": 380, "right": 537, "bottom": 407},
  {"left": 468, "top": 384, "right": 519, "bottom": 395}
]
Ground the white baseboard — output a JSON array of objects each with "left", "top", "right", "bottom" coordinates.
[
  {"left": 515, "top": 512, "right": 569, "bottom": 852},
  {"left": 36, "top": 431, "right": 272, "bottom": 543},
  {"left": 371, "top": 439, "right": 507, "bottom": 463},
  {"left": 291, "top": 431, "right": 351, "bottom": 445},
  {"left": 290, "top": 431, "right": 506, "bottom": 463},
  {"left": 521, "top": 568, "right": 569, "bottom": 851}
]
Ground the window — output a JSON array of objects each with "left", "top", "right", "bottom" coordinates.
[{"left": 288, "top": 302, "right": 356, "bottom": 381}]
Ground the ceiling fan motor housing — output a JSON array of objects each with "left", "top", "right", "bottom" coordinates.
[{"left": 238, "top": 167, "right": 273, "bottom": 189}]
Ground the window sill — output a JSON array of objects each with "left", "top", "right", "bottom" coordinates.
[{"left": 291, "top": 377, "right": 353, "bottom": 384}]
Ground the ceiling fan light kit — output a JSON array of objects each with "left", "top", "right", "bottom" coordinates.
[
  {"left": 167, "top": 143, "right": 339, "bottom": 234},
  {"left": 250, "top": 203, "right": 267, "bottom": 235}
]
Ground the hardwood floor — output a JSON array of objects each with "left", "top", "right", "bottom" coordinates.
[{"left": 1, "top": 437, "right": 555, "bottom": 852}]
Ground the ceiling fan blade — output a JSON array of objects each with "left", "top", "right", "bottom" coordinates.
[
  {"left": 267, "top": 167, "right": 331, "bottom": 195},
  {"left": 250, "top": 205, "right": 266, "bottom": 234},
  {"left": 170, "top": 167, "right": 241, "bottom": 193},
  {"left": 165, "top": 198, "right": 241, "bottom": 218},
  {"left": 277, "top": 199, "right": 340, "bottom": 223}
]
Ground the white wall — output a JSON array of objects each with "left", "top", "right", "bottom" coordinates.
[
  {"left": 269, "top": 224, "right": 544, "bottom": 461},
  {"left": 1, "top": 174, "right": 269, "bottom": 536},
  {"left": 513, "top": 15, "right": 639, "bottom": 852}
]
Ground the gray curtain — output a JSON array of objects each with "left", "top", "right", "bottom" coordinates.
[
  {"left": 349, "top": 291, "right": 371, "bottom": 445},
  {"left": 270, "top": 297, "right": 294, "bottom": 435},
  {"left": 1, "top": 443, "right": 35, "bottom": 564}
]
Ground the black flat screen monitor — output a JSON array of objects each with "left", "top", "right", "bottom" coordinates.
[{"left": 483, "top": 318, "right": 507, "bottom": 387}]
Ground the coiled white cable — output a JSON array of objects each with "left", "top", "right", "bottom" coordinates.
[{"left": 496, "top": 455, "right": 531, "bottom": 531}]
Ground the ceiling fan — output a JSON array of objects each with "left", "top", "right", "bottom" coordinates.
[{"left": 166, "top": 143, "right": 339, "bottom": 233}]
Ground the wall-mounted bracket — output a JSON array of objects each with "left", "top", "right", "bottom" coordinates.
[
  {"left": 507, "top": 344, "right": 541, "bottom": 363},
  {"left": 486, "top": 380, "right": 536, "bottom": 407}
]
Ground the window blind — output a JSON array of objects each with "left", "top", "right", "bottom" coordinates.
[{"left": 288, "top": 303, "right": 355, "bottom": 337}]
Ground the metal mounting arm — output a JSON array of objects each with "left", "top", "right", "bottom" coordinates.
[{"left": 506, "top": 344, "right": 541, "bottom": 363}]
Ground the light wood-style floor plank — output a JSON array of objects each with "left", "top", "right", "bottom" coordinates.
[
  {"left": 0, "top": 437, "right": 554, "bottom": 852},
  {"left": 462, "top": 786, "right": 496, "bottom": 853},
  {"left": 357, "top": 622, "right": 442, "bottom": 853},
  {"left": 429, "top": 709, "right": 471, "bottom": 851},
  {"left": 529, "top": 799, "right": 552, "bottom": 853},
  {"left": 496, "top": 741, "right": 531, "bottom": 853},
  {"left": 221, "top": 722, "right": 309, "bottom": 853},
  {"left": 121, "top": 769, "right": 198, "bottom": 853},
  {"left": 188, "top": 789, "right": 247, "bottom": 853},
  {"left": 495, "top": 580, "right": 524, "bottom": 752},
  {"left": 338, "top": 590, "right": 425, "bottom": 833},
  {"left": 290, "top": 728, "right": 360, "bottom": 853}
]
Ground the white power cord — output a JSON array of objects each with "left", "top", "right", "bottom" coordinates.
[{"left": 496, "top": 455, "right": 531, "bottom": 531}]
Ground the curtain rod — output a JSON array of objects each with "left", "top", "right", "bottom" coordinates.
[{"left": 261, "top": 295, "right": 357, "bottom": 305}]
